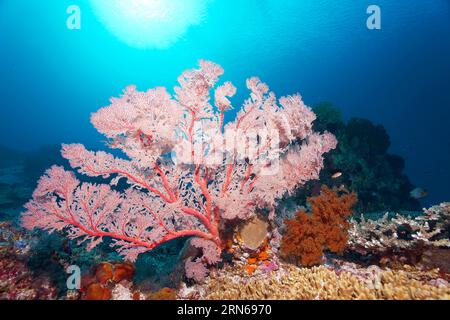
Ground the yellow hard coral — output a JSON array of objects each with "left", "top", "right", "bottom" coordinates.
[{"left": 201, "top": 264, "right": 450, "bottom": 300}]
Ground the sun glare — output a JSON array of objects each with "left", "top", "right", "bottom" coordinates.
[{"left": 89, "top": 0, "right": 209, "bottom": 49}]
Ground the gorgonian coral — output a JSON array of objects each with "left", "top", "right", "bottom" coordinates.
[
  {"left": 281, "top": 186, "right": 357, "bottom": 266},
  {"left": 21, "top": 60, "right": 336, "bottom": 278}
]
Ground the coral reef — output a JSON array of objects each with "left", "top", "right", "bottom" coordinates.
[
  {"left": 311, "top": 102, "right": 420, "bottom": 212},
  {"left": 133, "top": 238, "right": 187, "bottom": 290},
  {"left": 74, "top": 261, "right": 178, "bottom": 300},
  {"left": 0, "top": 201, "right": 449, "bottom": 300},
  {"left": 0, "top": 222, "right": 57, "bottom": 300},
  {"left": 280, "top": 186, "right": 357, "bottom": 266},
  {"left": 185, "top": 263, "right": 449, "bottom": 300},
  {"left": 237, "top": 216, "right": 269, "bottom": 251},
  {"left": 0, "top": 255, "right": 58, "bottom": 300},
  {"left": 20, "top": 60, "right": 336, "bottom": 281},
  {"left": 1, "top": 221, "right": 120, "bottom": 299},
  {"left": 218, "top": 217, "right": 278, "bottom": 278},
  {"left": 347, "top": 202, "right": 450, "bottom": 270},
  {"left": 147, "top": 287, "right": 178, "bottom": 300},
  {"left": 0, "top": 221, "right": 32, "bottom": 257},
  {"left": 1, "top": 66, "right": 446, "bottom": 300},
  {"left": 81, "top": 261, "right": 135, "bottom": 300}
]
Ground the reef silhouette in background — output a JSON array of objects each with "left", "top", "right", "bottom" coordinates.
[{"left": 311, "top": 102, "right": 421, "bottom": 213}]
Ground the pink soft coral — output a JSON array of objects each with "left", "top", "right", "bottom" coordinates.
[{"left": 21, "top": 60, "right": 336, "bottom": 279}]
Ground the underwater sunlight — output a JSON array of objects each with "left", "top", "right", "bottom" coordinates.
[
  {"left": 89, "top": 0, "right": 209, "bottom": 49},
  {"left": 0, "top": 0, "right": 449, "bottom": 307}
]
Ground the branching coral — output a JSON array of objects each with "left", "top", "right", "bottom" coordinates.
[
  {"left": 280, "top": 186, "right": 357, "bottom": 266},
  {"left": 347, "top": 203, "right": 450, "bottom": 261},
  {"left": 21, "top": 60, "right": 336, "bottom": 280}
]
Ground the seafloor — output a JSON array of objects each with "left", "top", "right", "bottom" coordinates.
[
  {"left": 0, "top": 104, "right": 448, "bottom": 300},
  {"left": 1, "top": 202, "right": 449, "bottom": 300}
]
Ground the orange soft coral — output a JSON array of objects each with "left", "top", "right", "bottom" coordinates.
[
  {"left": 245, "top": 265, "right": 258, "bottom": 275},
  {"left": 280, "top": 186, "right": 357, "bottom": 266}
]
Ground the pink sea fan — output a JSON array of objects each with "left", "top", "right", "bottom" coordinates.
[
  {"left": 185, "top": 258, "right": 209, "bottom": 282},
  {"left": 190, "top": 238, "right": 221, "bottom": 265},
  {"left": 215, "top": 82, "right": 236, "bottom": 112},
  {"left": 246, "top": 77, "right": 269, "bottom": 102},
  {"left": 279, "top": 94, "right": 316, "bottom": 140},
  {"left": 21, "top": 60, "right": 337, "bottom": 276}
]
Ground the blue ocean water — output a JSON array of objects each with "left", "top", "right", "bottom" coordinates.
[{"left": 0, "top": 0, "right": 449, "bottom": 207}]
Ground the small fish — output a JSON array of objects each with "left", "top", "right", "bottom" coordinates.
[
  {"left": 14, "top": 240, "right": 27, "bottom": 249},
  {"left": 409, "top": 187, "right": 428, "bottom": 200},
  {"left": 331, "top": 171, "right": 342, "bottom": 179}
]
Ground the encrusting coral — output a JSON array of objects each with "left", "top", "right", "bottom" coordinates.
[
  {"left": 20, "top": 60, "right": 337, "bottom": 281},
  {"left": 280, "top": 186, "right": 357, "bottom": 266},
  {"left": 9, "top": 61, "right": 447, "bottom": 300}
]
